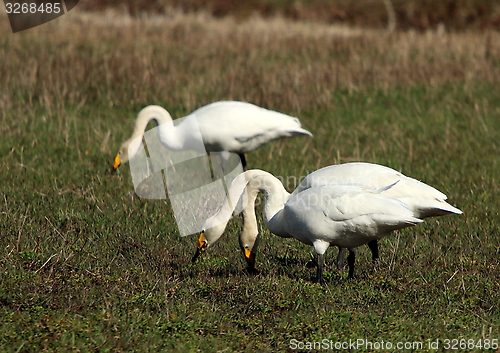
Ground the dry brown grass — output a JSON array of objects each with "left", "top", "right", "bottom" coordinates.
[
  {"left": 78, "top": 0, "right": 500, "bottom": 31},
  {"left": 1, "top": 8, "right": 499, "bottom": 119}
]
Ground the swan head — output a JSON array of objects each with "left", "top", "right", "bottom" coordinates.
[
  {"left": 112, "top": 141, "right": 129, "bottom": 171},
  {"left": 238, "top": 216, "right": 260, "bottom": 271},
  {"left": 112, "top": 135, "right": 143, "bottom": 171},
  {"left": 113, "top": 104, "right": 172, "bottom": 171},
  {"left": 191, "top": 214, "right": 261, "bottom": 272},
  {"left": 191, "top": 231, "right": 208, "bottom": 262},
  {"left": 239, "top": 242, "right": 258, "bottom": 273},
  {"left": 191, "top": 220, "right": 228, "bottom": 263},
  {"left": 191, "top": 223, "right": 260, "bottom": 272}
]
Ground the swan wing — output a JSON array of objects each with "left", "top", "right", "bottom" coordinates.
[
  {"left": 293, "top": 162, "right": 461, "bottom": 218},
  {"left": 284, "top": 184, "right": 422, "bottom": 248},
  {"left": 191, "top": 101, "right": 312, "bottom": 152}
]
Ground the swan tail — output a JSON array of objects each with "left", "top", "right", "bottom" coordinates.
[
  {"left": 417, "top": 200, "right": 463, "bottom": 218},
  {"left": 294, "top": 127, "right": 313, "bottom": 137}
]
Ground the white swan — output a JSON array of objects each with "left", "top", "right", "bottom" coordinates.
[
  {"left": 193, "top": 162, "right": 462, "bottom": 273},
  {"left": 112, "top": 101, "right": 312, "bottom": 170},
  {"left": 293, "top": 162, "right": 463, "bottom": 268},
  {"left": 193, "top": 169, "right": 424, "bottom": 283}
]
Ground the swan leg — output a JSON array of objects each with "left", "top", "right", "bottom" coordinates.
[
  {"left": 367, "top": 240, "right": 379, "bottom": 266},
  {"left": 211, "top": 151, "right": 231, "bottom": 175},
  {"left": 314, "top": 253, "right": 327, "bottom": 285},
  {"left": 336, "top": 246, "right": 346, "bottom": 270},
  {"left": 313, "top": 240, "right": 330, "bottom": 284},
  {"left": 238, "top": 153, "right": 247, "bottom": 171},
  {"left": 347, "top": 249, "right": 356, "bottom": 279}
]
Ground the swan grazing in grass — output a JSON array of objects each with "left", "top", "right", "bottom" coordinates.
[
  {"left": 193, "top": 169, "right": 424, "bottom": 283},
  {"left": 193, "top": 162, "right": 462, "bottom": 274},
  {"left": 112, "top": 101, "right": 312, "bottom": 171}
]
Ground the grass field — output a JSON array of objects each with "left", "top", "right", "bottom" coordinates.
[{"left": 1, "top": 7, "right": 500, "bottom": 352}]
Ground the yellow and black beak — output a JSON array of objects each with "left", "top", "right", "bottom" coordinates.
[
  {"left": 191, "top": 231, "right": 207, "bottom": 262},
  {"left": 112, "top": 153, "right": 121, "bottom": 172},
  {"left": 243, "top": 248, "right": 256, "bottom": 271}
]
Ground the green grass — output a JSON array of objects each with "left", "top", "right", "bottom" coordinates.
[{"left": 1, "top": 10, "right": 499, "bottom": 353}]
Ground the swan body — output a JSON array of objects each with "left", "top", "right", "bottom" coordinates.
[
  {"left": 194, "top": 169, "right": 423, "bottom": 282},
  {"left": 293, "top": 162, "right": 462, "bottom": 269},
  {"left": 193, "top": 162, "right": 462, "bottom": 274},
  {"left": 113, "top": 101, "right": 312, "bottom": 170}
]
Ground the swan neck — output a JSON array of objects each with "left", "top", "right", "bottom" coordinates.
[
  {"left": 244, "top": 172, "right": 290, "bottom": 227},
  {"left": 238, "top": 187, "right": 260, "bottom": 249},
  {"left": 203, "top": 170, "right": 290, "bottom": 244},
  {"left": 131, "top": 105, "right": 174, "bottom": 140}
]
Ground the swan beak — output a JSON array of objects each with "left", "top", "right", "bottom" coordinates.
[
  {"left": 191, "top": 231, "right": 207, "bottom": 262},
  {"left": 112, "top": 154, "right": 121, "bottom": 171},
  {"left": 244, "top": 248, "right": 256, "bottom": 270}
]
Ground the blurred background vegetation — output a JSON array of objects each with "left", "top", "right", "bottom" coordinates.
[{"left": 78, "top": 0, "right": 500, "bottom": 31}]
